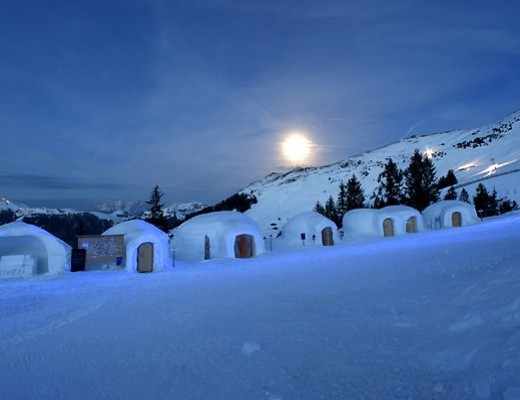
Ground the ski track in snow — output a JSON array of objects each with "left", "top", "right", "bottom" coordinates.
[{"left": 1, "top": 215, "right": 520, "bottom": 399}]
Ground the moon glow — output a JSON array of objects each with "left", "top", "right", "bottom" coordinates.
[{"left": 282, "top": 134, "right": 312, "bottom": 164}]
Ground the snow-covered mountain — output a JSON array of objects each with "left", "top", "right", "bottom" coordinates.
[
  {"left": 95, "top": 200, "right": 207, "bottom": 221},
  {"left": 0, "top": 195, "right": 79, "bottom": 218},
  {"left": 243, "top": 110, "right": 520, "bottom": 234},
  {"left": 0, "top": 195, "right": 206, "bottom": 223}
]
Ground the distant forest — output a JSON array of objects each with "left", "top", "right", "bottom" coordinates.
[{"left": 0, "top": 211, "right": 114, "bottom": 247}]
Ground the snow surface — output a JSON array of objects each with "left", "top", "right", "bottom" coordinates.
[
  {"left": 1, "top": 214, "right": 520, "bottom": 399},
  {"left": 102, "top": 220, "right": 172, "bottom": 273},
  {"left": 0, "top": 222, "right": 71, "bottom": 275}
]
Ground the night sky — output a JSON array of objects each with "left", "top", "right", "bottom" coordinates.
[{"left": 1, "top": 0, "right": 519, "bottom": 209}]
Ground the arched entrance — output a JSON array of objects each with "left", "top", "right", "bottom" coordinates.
[
  {"left": 452, "top": 212, "right": 462, "bottom": 227},
  {"left": 137, "top": 242, "right": 154, "bottom": 272},
  {"left": 406, "top": 216, "right": 418, "bottom": 233},
  {"left": 0, "top": 236, "right": 48, "bottom": 275},
  {"left": 321, "top": 227, "right": 334, "bottom": 246},
  {"left": 383, "top": 218, "right": 394, "bottom": 237},
  {"left": 234, "top": 234, "right": 254, "bottom": 258}
]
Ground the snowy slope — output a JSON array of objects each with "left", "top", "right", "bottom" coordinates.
[
  {"left": 243, "top": 111, "right": 520, "bottom": 234},
  {"left": 1, "top": 214, "right": 520, "bottom": 399}
]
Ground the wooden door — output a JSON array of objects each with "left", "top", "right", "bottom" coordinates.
[
  {"left": 406, "top": 216, "right": 417, "bottom": 233},
  {"left": 383, "top": 218, "right": 394, "bottom": 237},
  {"left": 137, "top": 242, "right": 153, "bottom": 272},
  {"left": 321, "top": 227, "right": 334, "bottom": 246},
  {"left": 452, "top": 212, "right": 462, "bottom": 227},
  {"left": 234, "top": 235, "right": 253, "bottom": 258}
]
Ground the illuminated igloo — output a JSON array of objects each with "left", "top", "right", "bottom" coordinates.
[{"left": 172, "top": 211, "right": 265, "bottom": 262}]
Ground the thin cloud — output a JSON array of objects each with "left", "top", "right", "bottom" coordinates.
[{"left": 0, "top": 172, "right": 134, "bottom": 191}]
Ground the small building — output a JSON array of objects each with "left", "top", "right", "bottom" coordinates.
[
  {"left": 0, "top": 222, "right": 71, "bottom": 277},
  {"left": 282, "top": 211, "right": 338, "bottom": 246},
  {"left": 172, "top": 211, "right": 265, "bottom": 261},
  {"left": 422, "top": 200, "right": 480, "bottom": 229},
  {"left": 343, "top": 206, "right": 423, "bottom": 238},
  {"left": 102, "top": 220, "right": 171, "bottom": 273}
]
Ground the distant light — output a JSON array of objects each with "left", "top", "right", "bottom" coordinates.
[
  {"left": 424, "top": 148, "right": 434, "bottom": 159},
  {"left": 458, "top": 163, "right": 476, "bottom": 171}
]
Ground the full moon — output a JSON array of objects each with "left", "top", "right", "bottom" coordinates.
[{"left": 282, "top": 133, "right": 312, "bottom": 164}]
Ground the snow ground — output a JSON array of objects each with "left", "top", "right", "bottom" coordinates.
[{"left": 1, "top": 215, "right": 520, "bottom": 399}]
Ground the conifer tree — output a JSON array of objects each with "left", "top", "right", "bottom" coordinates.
[
  {"left": 314, "top": 201, "right": 326, "bottom": 216},
  {"left": 443, "top": 186, "right": 458, "bottom": 200},
  {"left": 145, "top": 185, "right": 169, "bottom": 232},
  {"left": 345, "top": 174, "right": 365, "bottom": 212},
  {"left": 336, "top": 181, "right": 348, "bottom": 218},
  {"left": 458, "top": 188, "right": 470, "bottom": 203},
  {"left": 438, "top": 169, "right": 458, "bottom": 190},
  {"left": 372, "top": 158, "right": 404, "bottom": 208},
  {"left": 324, "top": 195, "right": 339, "bottom": 226},
  {"left": 404, "top": 149, "right": 439, "bottom": 211},
  {"left": 473, "top": 183, "right": 494, "bottom": 218},
  {"left": 499, "top": 198, "right": 519, "bottom": 214}
]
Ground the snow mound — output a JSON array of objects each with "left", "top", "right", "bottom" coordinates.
[
  {"left": 343, "top": 206, "right": 423, "bottom": 237},
  {"left": 0, "top": 221, "right": 71, "bottom": 275},
  {"left": 103, "top": 220, "right": 172, "bottom": 272},
  {"left": 281, "top": 211, "right": 338, "bottom": 246},
  {"left": 172, "top": 211, "right": 265, "bottom": 262},
  {"left": 422, "top": 200, "right": 480, "bottom": 229}
]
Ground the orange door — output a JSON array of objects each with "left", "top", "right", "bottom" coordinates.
[
  {"left": 321, "top": 227, "right": 334, "bottom": 246},
  {"left": 234, "top": 235, "right": 253, "bottom": 258}
]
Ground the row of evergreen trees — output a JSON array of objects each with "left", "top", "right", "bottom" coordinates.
[{"left": 314, "top": 149, "right": 517, "bottom": 226}]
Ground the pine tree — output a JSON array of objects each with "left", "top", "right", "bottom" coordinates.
[
  {"left": 473, "top": 183, "right": 494, "bottom": 218},
  {"left": 489, "top": 187, "right": 499, "bottom": 216},
  {"left": 324, "top": 195, "right": 339, "bottom": 226},
  {"left": 443, "top": 186, "right": 458, "bottom": 200},
  {"left": 499, "top": 198, "right": 519, "bottom": 214},
  {"left": 336, "top": 181, "right": 348, "bottom": 218},
  {"left": 314, "top": 201, "right": 326, "bottom": 216},
  {"left": 404, "top": 149, "right": 439, "bottom": 211},
  {"left": 345, "top": 174, "right": 365, "bottom": 212},
  {"left": 458, "top": 188, "right": 470, "bottom": 203},
  {"left": 145, "top": 185, "right": 169, "bottom": 232},
  {"left": 372, "top": 158, "right": 404, "bottom": 208},
  {"left": 437, "top": 169, "right": 458, "bottom": 190}
]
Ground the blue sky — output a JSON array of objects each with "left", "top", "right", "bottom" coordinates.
[{"left": 1, "top": 0, "right": 519, "bottom": 209}]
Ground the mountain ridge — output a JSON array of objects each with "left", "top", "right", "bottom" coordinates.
[{"left": 242, "top": 109, "right": 520, "bottom": 234}]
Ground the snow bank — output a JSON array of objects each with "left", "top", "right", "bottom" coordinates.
[
  {"left": 422, "top": 200, "right": 480, "bottom": 229},
  {"left": 172, "top": 211, "right": 265, "bottom": 261},
  {"left": 102, "top": 220, "right": 172, "bottom": 272},
  {"left": 2, "top": 215, "right": 520, "bottom": 399},
  {"left": 0, "top": 221, "right": 71, "bottom": 275},
  {"left": 281, "top": 211, "right": 338, "bottom": 246},
  {"left": 343, "top": 206, "right": 423, "bottom": 237}
]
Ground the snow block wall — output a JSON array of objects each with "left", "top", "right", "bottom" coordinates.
[
  {"left": 343, "top": 206, "right": 424, "bottom": 237},
  {"left": 422, "top": 200, "right": 480, "bottom": 229},
  {"left": 281, "top": 211, "right": 338, "bottom": 246},
  {"left": 0, "top": 222, "right": 71, "bottom": 276},
  {"left": 172, "top": 211, "right": 265, "bottom": 262},
  {"left": 103, "top": 220, "right": 172, "bottom": 272}
]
